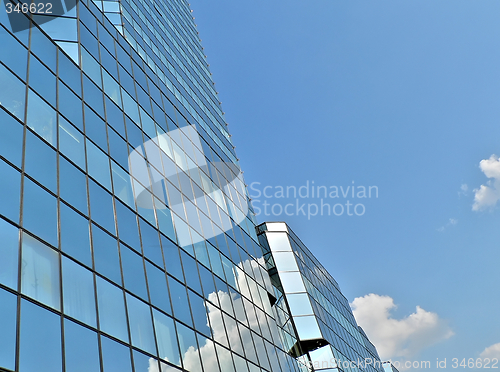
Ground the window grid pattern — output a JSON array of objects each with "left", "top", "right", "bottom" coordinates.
[
  {"left": 0, "top": 2, "right": 304, "bottom": 372},
  {"left": 257, "top": 223, "right": 384, "bottom": 372}
]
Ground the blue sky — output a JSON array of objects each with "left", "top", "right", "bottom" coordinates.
[{"left": 189, "top": 0, "right": 500, "bottom": 368}]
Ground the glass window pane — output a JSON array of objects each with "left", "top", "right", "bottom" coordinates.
[
  {"left": 152, "top": 309, "right": 180, "bottom": 366},
  {"left": 108, "top": 126, "right": 128, "bottom": 168},
  {"left": 96, "top": 276, "right": 128, "bottom": 342},
  {"left": 87, "top": 139, "right": 111, "bottom": 190},
  {"left": 58, "top": 80, "right": 83, "bottom": 131},
  {"left": 24, "top": 129, "right": 57, "bottom": 192},
  {"left": 286, "top": 293, "right": 313, "bottom": 316},
  {"left": 58, "top": 49, "right": 81, "bottom": 96},
  {"left": 111, "top": 161, "right": 135, "bottom": 208},
  {"left": 0, "top": 288, "right": 17, "bottom": 371},
  {"left": 26, "top": 89, "right": 57, "bottom": 146},
  {"left": 139, "top": 218, "right": 163, "bottom": 266},
  {"left": 188, "top": 290, "right": 210, "bottom": 338},
  {"left": 22, "top": 178, "right": 58, "bottom": 246},
  {"left": 115, "top": 200, "right": 140, "bottom": 249},
  {"left": 0, "top": 218, "right": 19, "bottom": 289},
  {"left": 181, "top": 251, "right": 202, "bottom": 294},
  {"left": 279, "top": 272, "right": 306, "bottom": 294},
  {"left": 273, "top": 252, "right": 298, "bottom": 272},
  {"left": 0, "top": 63, "right": 26, "bottom": 120},
  {"left": 133, "top": 350, "right": 159, "bottom": 372},
  {"left": 59, "top": 157, "right": 88, "bottom": 215},
  {"left": 176, "top": 322, "right": 202, "bottom": 372},
  {"left": 30, "top": 26, "right": 57, "bottom": 72},
  {"left": 92, "top": 224, "right": 121, "bottom": 284},
  {"left": 293, "top": 316, "right": 322, "bottom": 341},
  {"left": 126, "top": 293, "right": 156, "bottom": 355},
  {"left": 62, "top": 257, "right": 96, "bottom": 327},
  {"left": 0, "top": 26, "right": 28, "bottom": 80},
  {"left": 19, "top": 299, "right": 62, "bottom": 372},
  {"left": 265, "top": 233, "right": 292, "bottom": 252},
  {"left": 21, "top": 233, "right": 60, "bottom": 310},
  {"left": 83, "top": 76, "right": 104, "bottom": 117},
  {"left": 64, "top": 319, "right": 100, "bottom": 372},
  {"left": 59, "top": 116, "right": 85, "bottom": 169},
  {"left": 162, "top": 237, "right": 183, "bottom": 282},
  {"left": 89, "top": 180, "right": 115, "bottom": 235},
  {"left": 0, "top": 160, "right": 21, "bottom": 223},
  {"left": 85, "top": 105, "right": 108, "bottom": 151},
  {"left": 36, "top": 15, "right": 77, "bottom": 41},
  {"left": 28, "top": 55, "right": 56, "bottom": 107},
  {"left": 216, "top": 344, "right": 236, "bottom": 372},
  {"left": 169, "top": 279, "right": 192, "bottom": 326},
  {"left": 196, "top": 334, "right": 218, "bottom": 372},
  {"left": 60, "top": 203, "right": 91, "bottom": 266},
  {"left": 121, "top": 245, "right": 148, "bottom": 300},
  {"left": 145, "top": 262, "right": 171, "bottom": 315},
  {"left": 0, "top": 109, "right": 23, "bottom": 167},
  {"left": 105, "top": 97, "right": 125, "bottom": 137},
  {"left": 101, "top": 336, "right": 133, "bottom": 372}
]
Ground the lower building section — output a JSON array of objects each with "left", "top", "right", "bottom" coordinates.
[{"left": 257, "top": 222, "right": 385, "bottom": 372}]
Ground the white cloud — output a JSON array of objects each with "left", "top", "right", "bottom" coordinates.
[
  {"left": 437, "top": 218, "right": 458, "bottom": 232},
  {"left": 473, "top": 155, "right": 500, "bottom": 211},
  {"left": 351, "top": 294, "right": 454, "bottom": 360},
  {"left": 480, "top": 343, "right": 500, "bottom": 359},
  {"left": 458, "top": 184, "right": 468, "bottom": 197}
]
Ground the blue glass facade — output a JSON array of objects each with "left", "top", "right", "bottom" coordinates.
[
  {"left": 0, "top": 0, "right": 308, "bottom": 371},
  {"left": 257, "top": 222, "right": 384, "bottom": 372}
]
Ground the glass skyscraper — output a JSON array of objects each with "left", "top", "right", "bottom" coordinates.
[
  {"left": 0, "top": 0, "right": 385, "bottom": 371},
  {"left": 257, "top": 222, "right": 385, "bottom": 372}
]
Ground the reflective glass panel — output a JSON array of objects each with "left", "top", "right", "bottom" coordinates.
[
  {"left": 26, "top": 89, "right": 56, "bottom": 146},
  {"left": 176, "top": 322, "right": 202, "bottom": 372},
  {"left": 126, "top": 293, "right": 156, "bottom": 355},
  {"left": 0, "top": 109, "right": 23, "bottom": 167},
  {"left": 0, "top": 216, "right": 19, "bottom": 290},
  {"left": 152, "top": 309, "right": 181, "bottom": 366},
  {"left": 0, "top": 288, "right": 16, "bottom": 371},
  {"left": 64, "top": 319, "right": 100, "bottom": 372},
  {"left": 96, "top": 276, "right": 128, "bottom": 342},
  {"left": 60, "top": 203, "right": 91, "bottom": 266},
  {"left": 101, "top": 336, "right": 133, "bottom": 372},
  {"left": 21, "top": 233, "right": 60, "bottom": 310},
  {"left": 59, "top": 157, "right": 88, "bottom": 214},
  {"left": 19, "top": 299, "right": 62, "bottom": 372},
  {"left": 121, "top": 245, "right": 148, "bottom": 300},
  {"left": 145, "top": 261, "right": 171, "bottom": 315},
  {"left": 59, "top": 116, "right": 85, "bottom": 169},
  {"left": 24, "top": 129, "right": 57, "bottom": 192},
  {"left": 62, "top": 257, "right": 96, "bottom": 327},
  {"left": 22, "top": 178, "right": 58, "bottom": 246},
  {"left": 0, "top": 63, "right": 25, "bottom": 120},
  {"left": 92, "top": 224, "right": 121, "bottom": 284},
  {"left": 0, "top": 159, "right": 21, "bottom": 223}
]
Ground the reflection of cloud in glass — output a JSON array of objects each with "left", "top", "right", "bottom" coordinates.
[
  {"left": 128, "top": 125, "right": 249, "bottom": 248},
  {"left": 154, "top": 258, "right": 284, "bottom": 372}
]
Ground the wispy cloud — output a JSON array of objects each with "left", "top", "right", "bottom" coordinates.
[
  {"left": 458, "top": 184, "right": 468, "bottom": 197},
  {"left": 480, "top": 343, "right": 500, "bottom": 359},
  {"left": 473, "top": 155, "right": 500, "bottom": 211},
  {"left": 437, "top": 218, "right": 458, "bottom": 232},
  {"left": 351, "top": 294, "right": 454, "bottom": 360}
]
